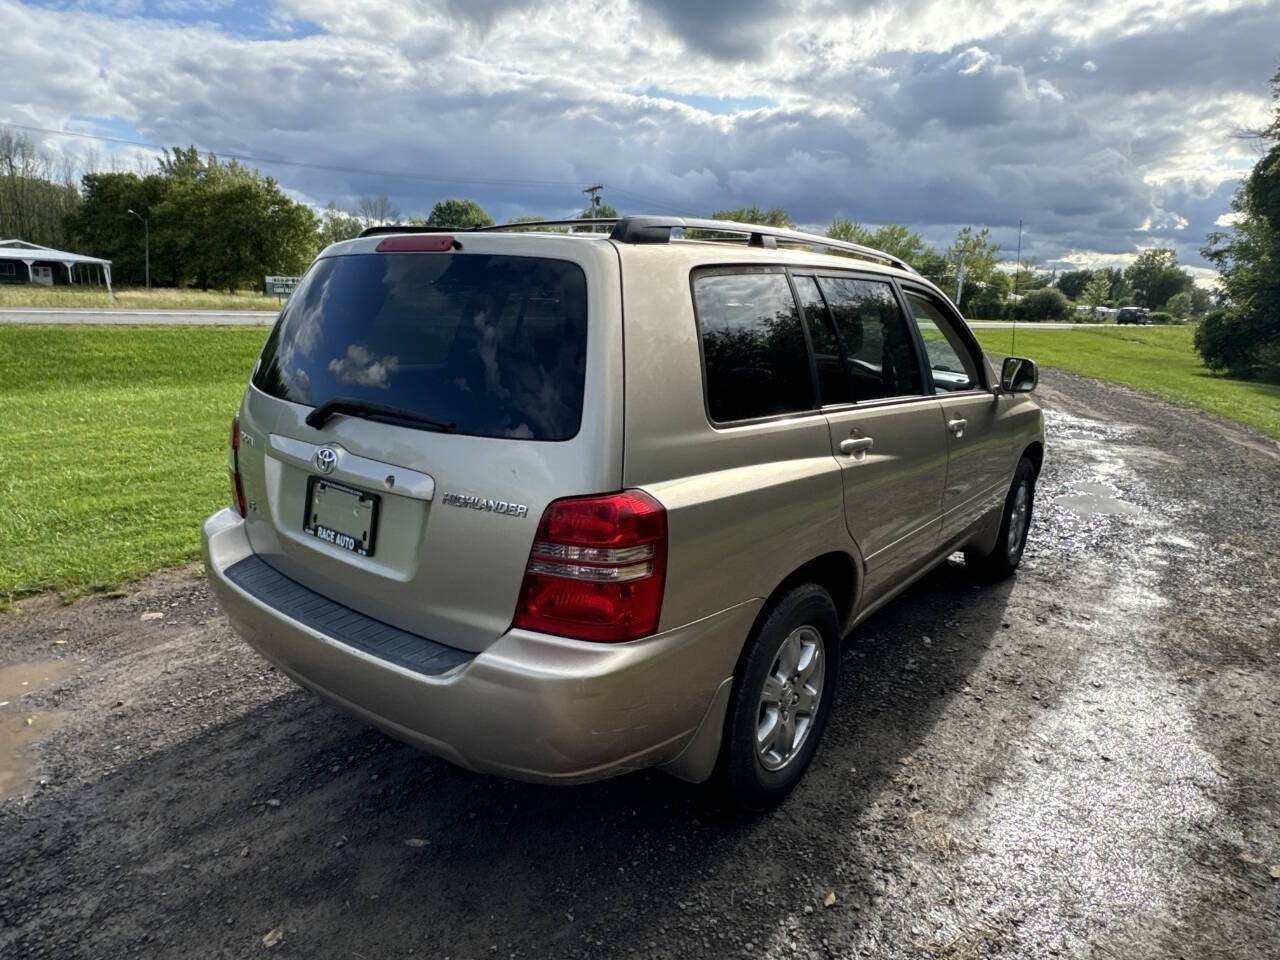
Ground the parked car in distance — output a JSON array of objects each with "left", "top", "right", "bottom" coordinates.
[
  {"left": 203, "top": 215, "right": 1044, "bottom": 810},
  {"left": 1116, "top": 306, "right": 1150, "bottom": 325}
]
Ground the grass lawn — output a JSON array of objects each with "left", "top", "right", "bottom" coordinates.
[
  {"left": 1, "top": 323, "right": 1275, "bottom": 606},
  {"left": 0, "top": 325, "right": 267, "bottom": 606},
  {"left": 0, "top": 285, "right": 283, "bottom": 311},
  {"left": 975, "top": 325, "right": 1280, "bottom": 441}
]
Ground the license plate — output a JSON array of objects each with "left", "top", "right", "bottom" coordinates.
[{"left": 303, "top": 477, "right": 380, "bottom": 557}]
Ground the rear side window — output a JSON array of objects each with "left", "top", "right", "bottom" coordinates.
[
  {"left": 794, "top": 275, "right": 852, "bottom": 406},
  {"left": 816, "top": 276, "right": 923, "bottom": 401},
  {"left": 253, "top": 254, "right": 588, "bottom": 440},
  {"left": 692, "top": 270, "right": 814, "bottom": 423}
]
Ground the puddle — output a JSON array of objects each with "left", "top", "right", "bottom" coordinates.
[
  {"left": 0, "top": 659, "right": 75, "bottom": 702},
  {"left": 1054, "top": 481, "right": 1141, "bottom": 517},
  {"left": 0, "top": 660, "right": 75, "bottom": 802}
]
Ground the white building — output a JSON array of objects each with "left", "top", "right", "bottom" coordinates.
[{"left": 0, "top": 239, "right": 112, "bottom": 291}]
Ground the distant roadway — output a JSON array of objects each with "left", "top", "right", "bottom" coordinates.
[{"left": 0, "top": 307, "right": 1114, "bottom": 329}]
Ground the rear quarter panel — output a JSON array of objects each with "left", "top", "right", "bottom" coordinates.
[{"left": 616, "top": 245, "right": 857, "bottom": 633}]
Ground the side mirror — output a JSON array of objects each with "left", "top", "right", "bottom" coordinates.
[{"left": 1000, "top": 356, "right": 1039, "bottom": 393}]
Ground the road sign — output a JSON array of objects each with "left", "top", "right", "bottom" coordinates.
[{"left": 264, "top": 275, "right": 299, "bottom": 297}]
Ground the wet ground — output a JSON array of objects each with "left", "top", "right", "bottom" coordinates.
[{"left": 1, "top": 368, "right": 1277, "bottom": 959}]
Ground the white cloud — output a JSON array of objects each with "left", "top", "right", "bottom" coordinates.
[{"left": 0, "top": 0, "right": 1275, "bottom": 272}]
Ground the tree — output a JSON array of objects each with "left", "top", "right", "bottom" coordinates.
[
  {"left": 1125, "top": 248, "right": 1192, "bottom": 308},
  {"left": 711, "top": 206, "right": 793, "bottom": 227},
  {"left": 1198, "top": 67, "right": 1280, "bottom": 380},
  {"left": 0, "top": 127, "right": 80, "bottom": 250},
  {"left": 426, "top": 197, "right": 494, "bottom": 228},
  {"left": 318, "top": 202, "right": 364, "bottom": 247},
  {"left": 357, "top": 194, "right": 399, "bottom": 225},
  {"left": 826, "top": 218, "right": 931, "bottom": 266},
  {"left": 69, "top": 147, "right": 317, "bottom": 290},
  {"left": 1020, "top": 287, "right": 1072, "bottom": 322},
  {"left": 1082, "top": 273, "right": 1110, "bottom": 312},
  {"left": 945, "top": 226, "right": 1002, "bottom": 315},
  {"left": 1056, "top": 269, "right": 1094, "bottom": 300},
  {"left": 1099, "top": 267, "right": 1132, "bottom": 305},
  {"left": 1166, "top": 290, "right": 1193, "bottom": 320}
]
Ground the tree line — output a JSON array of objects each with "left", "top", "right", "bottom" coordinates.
[{"left": 1197, "top": 66, "right": 1280, "bottom": 383}]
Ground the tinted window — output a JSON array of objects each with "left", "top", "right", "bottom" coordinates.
[
  {"left": 693, "top": 271, "right": 814, "bottom": 422},
  {"left": 817, "top": 276, "right": 923, "bottom": 401},
  {"left": 794, "top": 275, "right": 852, "bottom": 406},
  {"left": 903, "top": 291, "right": 982, "bottom": 393},
  {"left": 253, "top": 254, "right": 588, "bottom": 440}
]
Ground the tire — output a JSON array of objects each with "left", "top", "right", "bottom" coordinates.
[
  {"left": 965, "top": 456, "right": 1036, "bottom": 581},
  {"left": 717, "top": 583, "right": 841, "bottom": 811}
]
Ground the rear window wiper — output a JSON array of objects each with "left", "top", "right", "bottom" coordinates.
[{"left": 305, "top": 397, "right": 457, "bottom": 433}]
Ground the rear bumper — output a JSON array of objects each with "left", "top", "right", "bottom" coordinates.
[{"left": 202, "top": 508, "right": 757, "bottom": 784}]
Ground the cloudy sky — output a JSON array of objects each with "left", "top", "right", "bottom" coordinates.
[{"left": 3, "top": 0, "right": 1278, "bottom": 274}]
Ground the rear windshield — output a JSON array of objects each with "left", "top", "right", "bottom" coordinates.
[{"left": 253, "top": 253, "right": 588, "bottom": 441}]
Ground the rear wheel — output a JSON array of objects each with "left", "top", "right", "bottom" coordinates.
[
  {"left": 717, "top": 584, "right": 840, "bottom": 811},
  {"left": 965, "top": 456, "right": 1036, "bottom": 581}
]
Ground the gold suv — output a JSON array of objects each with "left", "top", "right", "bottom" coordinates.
[{"left": 203, "top": 216, "right": 1043, "bottom": 809}]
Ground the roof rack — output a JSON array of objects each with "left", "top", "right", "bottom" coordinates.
[
  {"left": 608, "top": 216, "right": 917, "bottom": 273},
  {"left": 357, "top": 215, "right": 917, "bottom": 273}
]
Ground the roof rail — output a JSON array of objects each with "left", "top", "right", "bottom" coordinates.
[
  {"left": 609, "top": 216, "right": 917, "bottom": 274},
  {"left": 356, "top": 216, "right": 916, "bottom": 273},
  {"left": 358, "top": 219, "right": 618, "bottom": 238}
]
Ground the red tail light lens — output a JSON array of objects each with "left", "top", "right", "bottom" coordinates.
[
  {"left": 513, "top": 491, "right": 667, "bottom": 643},
  {"left": 229, "top": 414, "right": 247, "bottom": 518}
]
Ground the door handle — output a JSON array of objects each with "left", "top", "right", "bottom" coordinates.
[
  {"left": 839, "top": 436, "right": 874, "bottom": 457},
  {"left": 947, "top": 418, "right": 967, "bottom": 438}
]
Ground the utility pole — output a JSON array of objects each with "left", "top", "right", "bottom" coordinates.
[
  {"left": 1012, "top": 218, "right": 1022, "bottom": 355},
  {"left": 582, "top": 184, "right": 603, "bottom": 217},
  {"left": 127, "top": 208, "right": 150, "bottom": 289}
]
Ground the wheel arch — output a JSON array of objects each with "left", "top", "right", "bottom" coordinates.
[{"left": 1021, "top": 440, "right": 1044, "bottom": 477}]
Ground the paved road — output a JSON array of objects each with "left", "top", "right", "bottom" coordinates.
[
  {"left": 0, "top": 307, "right": 1116, "bottom": 329},
  {"left": 0, "top": 308, "right": 276, "bottom": 325},
  {"left": 2, "top": 369, "right": 1277, "bottom": 959}
]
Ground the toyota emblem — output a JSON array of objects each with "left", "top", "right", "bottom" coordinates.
[{"left": 314, "top": 447, "right": 338, "bottom": 474}]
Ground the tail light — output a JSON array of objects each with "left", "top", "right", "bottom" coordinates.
[
  {"left": 229, "top": 413, "right": 247, "bottom": 518},
  {"left": 513, "top": 491, "right": 667, "bottom": 643}
]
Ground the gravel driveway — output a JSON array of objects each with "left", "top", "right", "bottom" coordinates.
[{"left": 2, "top": 369, "right": 1277, "bottom": 959}]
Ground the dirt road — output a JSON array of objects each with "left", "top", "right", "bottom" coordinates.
[{"left": 2, "top": 369, "right": 1277, "bottom": 959}]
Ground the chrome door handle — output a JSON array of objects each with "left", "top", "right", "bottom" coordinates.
[
  {"left": 947, "top": 418, "right": 967, "bottom": 438},
  {"left": 839, "top": 436, "right": 874, "bottom": 456}
]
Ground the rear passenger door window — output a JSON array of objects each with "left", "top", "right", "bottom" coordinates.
[
  {"left": 902, "top": 291, "right": 984, "bottom": 393},
  {"left": 817, "top": 276, "right": 924, "bottom": 402},
  {"left": 793, "top": 275, "right": 852, "bottom": 406},
  {"left": 692, "top": 269, "right": 815, "bottom": 423}
]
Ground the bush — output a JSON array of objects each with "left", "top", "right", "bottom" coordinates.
[
  {"left": 1195, "top": 308, "right": 1280, "bottom": 381},
  {"left": 1147, "top": 311, "right": 1175, "bottom": 325},
  {"left": 1020, "top": 287, "right": 1072, "bottom": 322}
]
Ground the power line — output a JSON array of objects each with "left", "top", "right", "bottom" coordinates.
[
  {"left": 1, "top": 121, "right": 588, "bottom": 191},
  {"left": 3, "top": 120, "right": 702, "bottom": 216}
]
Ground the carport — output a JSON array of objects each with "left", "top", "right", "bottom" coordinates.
[{"left": 0, "top": 239, "right": 113, "bottom": 292}]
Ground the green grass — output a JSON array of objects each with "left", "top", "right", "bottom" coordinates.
[
  {"left": 0, "top": 326, "right": 267, "bottom": 606},
  {"left": 0, "top": 285, "right": 283, "bottom": 311},
  {"left": 974, "top": 325, "right": 1280, "bottom": 440},
  {"left": 1, "top": 323, "right": 1276, "bottom": 606}
]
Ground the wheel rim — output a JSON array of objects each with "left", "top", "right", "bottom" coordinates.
[
  {"left": 1007, "top": 480, "right": 1031, "bottom": 561},
  {"left": 756, "top": 625, "right": 824, "bottom": 772}
]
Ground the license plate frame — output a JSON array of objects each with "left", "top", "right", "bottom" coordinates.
[{"left": 303, "top": 476, "right": 380, "bottom": 557}]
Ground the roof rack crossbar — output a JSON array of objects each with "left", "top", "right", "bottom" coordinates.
[{"left": 608, "top": 216, "right": 918, "bottom": 273}]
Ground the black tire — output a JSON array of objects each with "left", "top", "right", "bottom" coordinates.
[
  {"left": 717, "top": 583, "right": 841, "bottom": 812},
  {"left": 965, "top": 456, "right": 1036, "bottom": 581}
]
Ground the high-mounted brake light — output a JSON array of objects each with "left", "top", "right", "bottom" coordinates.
[
  {"left": 512, "top": 491, "right": 667, "bottom": 643},
  {"left": 229, "top": 413, "right": 247, "bottom": 518},
  {"left": 375, "top": 234, "right": 458, "bottom": 253}
]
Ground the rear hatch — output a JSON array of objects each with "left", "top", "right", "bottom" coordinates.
[{"left": 232, "top": 232, "right": 623, "bottom": 653}]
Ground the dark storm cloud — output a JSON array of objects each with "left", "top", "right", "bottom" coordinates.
[{"left": 4, "top": 0, "right": 1274, "bottom": 272}]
